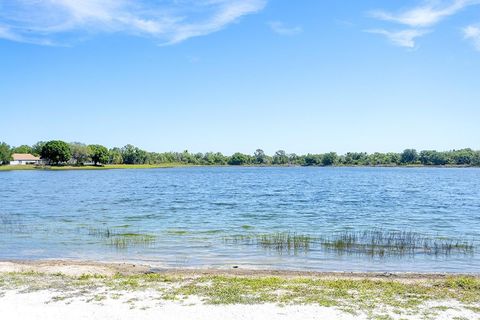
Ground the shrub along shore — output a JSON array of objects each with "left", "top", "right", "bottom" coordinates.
[{"left": 1, "top": 140, "right": 480, "bottom": 168}]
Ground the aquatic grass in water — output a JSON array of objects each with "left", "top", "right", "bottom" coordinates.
[
  {"left": 224, "top": 232, "right": 313, "bottom": 254},
  {"left": 224, "top": 230, "right": 475, "bottom": 257},
  {"left": 85, "top": 227, "right": 156, "bottom": 249},
  {"left": 88, "top": 227, "right": 119, "bottom": 238},
  {"left": 107, "top": 233, "right": 156, "bottom": 249},
  {"left": 319, "top": 230, "right": 475, "bottom": 257},
  {"left": 0, "top": 213, "right": 28, "bottom": 234}
]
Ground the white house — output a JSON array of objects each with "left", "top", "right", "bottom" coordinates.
[{"left": 10, "top": 153, "right": 44, "bottom": 165}]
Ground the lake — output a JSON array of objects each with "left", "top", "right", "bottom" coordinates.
[{"left": 0, "top": 167, "right": 479, "bottom": 272}]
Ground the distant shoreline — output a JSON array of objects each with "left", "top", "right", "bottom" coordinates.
[{"left": 0, "top": 163, "right": 479, "bottom": 171}]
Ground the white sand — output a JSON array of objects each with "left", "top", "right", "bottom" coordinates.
[
  {"left": 0, "top": 261, "right": 478, "bottom": 320},
  {"left": 1, "top": 289, "right": 478, "bottom": 320},
  {"left": 1, "top": 289, "right": 358, "bottom": 320}
]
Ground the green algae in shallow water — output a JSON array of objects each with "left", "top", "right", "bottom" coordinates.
[
  {"left": 199, "top": 230, "right": 224, "bottom": 235},
  {"left": 113, "top": 225, "right": 131, "bottom": 228},
  {"left": 166, "top": 230, "right": 189, "bottom": 235}
]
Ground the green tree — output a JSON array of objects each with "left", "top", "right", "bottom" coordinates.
[
  {"left": 41, "top": 140, "right": 72, "bottom": 165},
  {"left": 228, "top": 152, "right": 249, "bottom": 165},
  {"left": 304, "top": 154, "right": 321, "bottom": 166},
  {"left": 344, "top": 152, "right": 368, "bottom": 165},
  {"left": 385, "top": 152, "right": 401, "bottom": 165},
  {"left": 89, "top": 144, "right": 109, "bottom": 165},
  {"left": 254, "top": 149, "right": 270, "bottom": 165},
  {"left": 0, "top": 142, "right": 12, "bottom": 165},
  {"left": 69, "top": 142, "right": 90, "bottom": 165},
  {"left": 288, "top": 153, "right": 300, "bottom": 165},
  {"left": 451, "top": 148, "right": 476, "bottom": 165},
  {"left": 400, "top": 149, "right": 418, "bottom": 164},
  {"left": 108, "top": 148, "right": 123, "bottom": 164},
  {"left": 322, "top": 152, "right": 338, "bottom": 166},
  {"left": 419, "top": 150, "right": 448, "bottom": 165},
  {"left": 13, "top": 145, "right": 33, "bottom": 154},
  {"left": 211, "top": 152, "right": 227, "bottom": 165},
  {"left": 31, "top": 141, "right": 46, "bottom": 156},
  {"left": 121, "top": 144, "right": 148, "bottom": 164},
  {"left": 272, "top": 150, "right": 289, "bottom": 165}
]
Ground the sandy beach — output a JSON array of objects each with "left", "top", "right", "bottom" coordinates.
[{"left": 1, "top": 260, "right": 479, "bottom": 320}]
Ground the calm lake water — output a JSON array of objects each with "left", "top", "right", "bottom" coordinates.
[{"left": 0, "top": 167, "right": 479, "bottom": 272}]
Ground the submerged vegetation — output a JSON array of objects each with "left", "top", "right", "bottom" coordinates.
[
  {"left": 107, "top": 234, "right": 156, "bottom": 249},
  {"left": 224, "top": 230, "right": 475, "bottom": 257},
  {"left": 1, "top": 140, "right": 480, "bottom": 167},
  {"left": 319, "top": 230, "right": 474, "bottom": 257},
  {"left": 224, "top": 232, "right": 313, "bottom": 254},
  {"left": 86, "top": 227, "right": 156, "bottom": 249}
]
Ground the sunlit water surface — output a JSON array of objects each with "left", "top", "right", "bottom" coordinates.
[{"left": 1, "top": 167, "right": 479, "bottom": 272}]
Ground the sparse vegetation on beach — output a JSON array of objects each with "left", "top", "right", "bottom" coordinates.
[{"left": 0, "top": 269, "right": 478, "bottom": 319}]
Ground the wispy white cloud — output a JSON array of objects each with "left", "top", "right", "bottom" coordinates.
[
  {"left": 370, "top": 0, "right": 477, "bottom": 27},
  {"left": 367, "top": 0, "right": 480, "bottom": 49},
  {"left": 0, "top": 0, "right": 267, "bottom": 45},
  {"left": 366, "top": 29, "right": 430, "bottom": 48},
  {"left": 463, "top": 25, "right": 480, "bottom": 50},
  {"left": 0, "top": 26, "right": 19, "bottom": 42},
  {"left": 268, "top": 21, "right": 302, "bottom": 36}
]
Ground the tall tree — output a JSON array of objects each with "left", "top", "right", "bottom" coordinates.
[
  {"left": 31, "top": 141, "right": 46, "bottom": 156},
  {"left": 89, "top": 144, "right": 109, "bottom": 165},
  {"left": 322, "top": 152, "right": 338, "bottom": 166},
  {"left": 0, "top": 142, "right": 12, "bottom": 165},
  {"left": 272, "top": 150, "right": 288, "bottom": 165},
  {"left": 228, "top": 152, "right": 249, "bottom": 165},
  {"left": 108, "top": 148, "right": 123, "bottom": 164},
  {"left": 69, "top": 142, "right": 90, "bottom": 165},
  {"left": 400, "top": 149, "right": 418, "bottom": 164},
  {"left": 41, "top": 140, "right": 71, "bottom": 165},
  {"left": 13, "top": 145, "right": 33, "bottom": 154},
  {"left": 121, "top": 144, "right": 148, "bottom": 164},
  {"left": 254, "top": 149, "right": 269, "bottom": 165}
]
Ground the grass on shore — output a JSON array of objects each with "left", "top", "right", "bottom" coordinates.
[{"left": 0, "top": 272, "right": 478, "bottom": 319}]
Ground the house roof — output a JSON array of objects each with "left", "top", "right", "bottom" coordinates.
[{"left": 12, "top": 153, "right": 41, "bottom": 161}]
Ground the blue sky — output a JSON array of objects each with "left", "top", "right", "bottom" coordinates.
[{"left": 1, "top": 0, "right": 479, "bottom": 155}]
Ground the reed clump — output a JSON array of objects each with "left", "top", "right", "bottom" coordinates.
[
  {"left": 107, "top": 233, "right": 156, "bottom": 249},
  {"left": 0, "top": 213, "right": 25, "bottom": 234},
  {"left": 224, "top": 232, "right": 313, "bottom": 254},
  {"left": 224, "top": 230, "right": 475, "bottom": 257},
  {"left": 319, "top": 230, "right": 474, "bottom": 257},
  {"left": 86, "top": 227, "right": 156, "bottom": 249},
  {"left": 88, "top": 227, "right": 119, "bottom": 238}
]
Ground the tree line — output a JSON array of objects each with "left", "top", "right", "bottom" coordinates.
[{"left": 1, "top": 140, "right": 480, "bottom": 167}]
